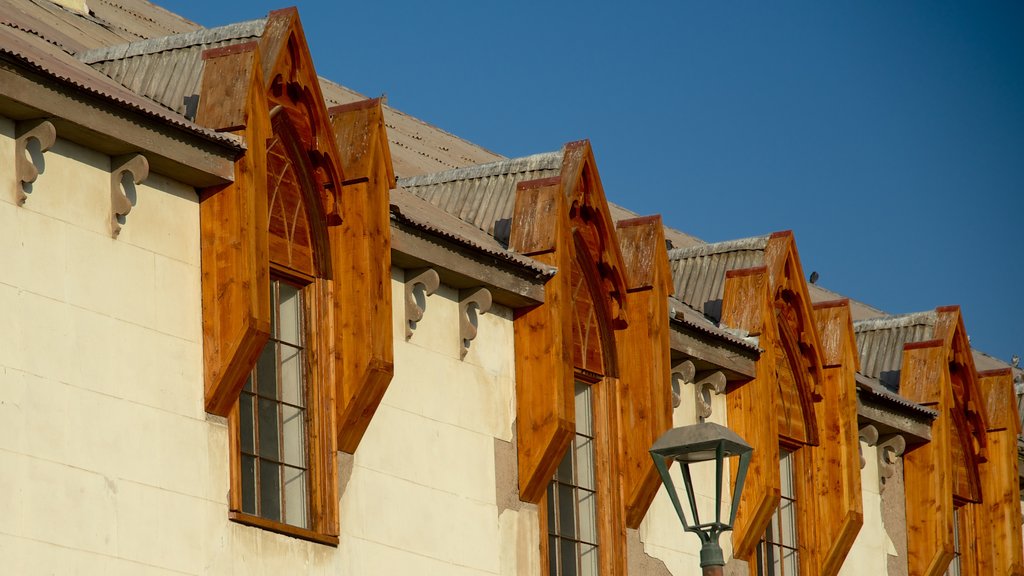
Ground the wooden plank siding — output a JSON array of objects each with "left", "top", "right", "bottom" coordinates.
[
  {"left": 328, "top": 98, "right": 396, "bottom": 453},
  {"left": 976, "top": 369, "right": 1024, "bottom": 576},
  {"left": 811, "top": 300, "right": 864, "bottom": 576},
  {"left": 615, "top": 216, "right": 674, "bottom": 529},
  {"left": 198, "top": 43, "right": 272, "bottom": 417}
]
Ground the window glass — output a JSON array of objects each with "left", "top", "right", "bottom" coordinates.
[
  {"left": 239, "top": 279, "right": 311, "bottom": 530},
  {"left": 945, "top": 508, "right": 961, "bottom": 576},
  {"left": 757, "top": 449, "right": 799, "bottom": 576},
  {"left": 547, "top": 381, "right": 599, "bottom": 576}
]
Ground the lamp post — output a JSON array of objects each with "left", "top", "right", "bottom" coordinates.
[{"left": 649, "top": 422, "right": 753, "bottom": 576}]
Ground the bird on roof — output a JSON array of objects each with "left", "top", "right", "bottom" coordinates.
[
  {"left": 809, "top": 271, "right": 819, "bottom": 284},
  {"left": 1012, "top": 354, "right": 1020, "bottom": 368}
]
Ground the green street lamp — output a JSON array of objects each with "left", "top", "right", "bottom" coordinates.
[{"left": 650, "top": 422, "right": 753, "bottom": 576}]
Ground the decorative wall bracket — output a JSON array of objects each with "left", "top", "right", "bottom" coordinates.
[
  {"left": 14, "top": 119, "right": 56, "bottom": 205},
  {"left": 876, "top": 434, "right": 906, "bottom": 491},
  {"left": 109, "top": 154, "right": 149, "bottom": 238},
  {"left": 458, "top": 287, "right": 492, "bottom": 359},
  {"left": 670, "top": 360, "right": 696, "bottom": 409},
  {"left": 404, "top": 267, "right": 439, "bottom": 339},
  {"left": 858, "top": 425, "right": 879, "bottom": 469},
  {"left": 693, "top": 371, "right": 727, "bottom": 422}
]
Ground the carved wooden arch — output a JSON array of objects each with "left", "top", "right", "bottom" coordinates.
[
  {"left": 764, "top": 231, "right": 825, "bottom": 444},
  {"left": 258, "top": 7, "right": 344, "bottom": 227},
  {"left": 571, "top": 231, "right": 619, "bottom": 377},
  {"left": 267, "top": 109, "right": 332, "bottom": 278},
  {"left": 560, "top": 140, "right": 630, "bottom": 330}
]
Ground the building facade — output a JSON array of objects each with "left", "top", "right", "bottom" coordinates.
[{"left": 0, "top": 2, "right": 1021, "bottom": 575}]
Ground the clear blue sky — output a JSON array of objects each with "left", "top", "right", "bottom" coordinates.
[{"left": 159, "top": 1, "right": 1023, "bottom": 364}]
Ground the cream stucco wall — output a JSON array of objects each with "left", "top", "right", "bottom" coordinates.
[
  {"left": 338, "top": 269, "right": 527, "bottom": 575},
  {"left": 637, "top": 370, "right": 734, "bottom": 574},
  {"left": 0, "top": 113, "right": 532, "bottom": 574},
  {"left": 838, "top": 442, "right": 897, "bottom": 576}
]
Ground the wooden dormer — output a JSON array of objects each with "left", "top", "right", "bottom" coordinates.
[{"left": 720, "top": 232, "right": 861, "bottom": 575}]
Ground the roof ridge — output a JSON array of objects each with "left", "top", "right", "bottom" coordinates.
[
  {"left": 853, "top": 310, "right": 937, "bottom": 332},
  {"left": 76, "top": 18, "right": 266, "bottom": 63},
  {"left": 667, "top": 234, "right": 771, "bottom": 261},
  {"left": 398, "top": 149, "right": 563, "bottom": 189}
]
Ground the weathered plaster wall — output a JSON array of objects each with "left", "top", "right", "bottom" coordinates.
[
  {"left": 336, "top": 269, "right": 524, "bottom": 575},
  {"left": 633, "top": 369, "right": 734, "bottom": 574},
  {"left": 838, "top": 442, "right": 896, "bottom": 576},
  {"left": 882, "top": 457, "right": 909, "bottom": 576}
]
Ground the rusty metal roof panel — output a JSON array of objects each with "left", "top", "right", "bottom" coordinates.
[
  {"left": 666, "top": 235, "right": 770, "bottom": 321},
  {"left": 853, "top": 311, "right": 937, "bottom": 390},
  {"left": 398, "top": 151, "right": 563, "bottom": 244},
  {"left": 77, "top": 19, "right": 265, "bottom": 119},
  {"left": 0, "top": 23, "right": 241, "bottom": 149},
  {"left": 389, "top": 187, "right": 553, "bottom": 275}
]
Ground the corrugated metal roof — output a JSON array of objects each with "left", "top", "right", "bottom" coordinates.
[
  {"left": 853, "top": 311, "right": 937, "bottom": 391},
  {"left": 319, "top": 78, "right": 505, "bottom": 179},
  {"left": 0, "top": 0, "right": 198, "bottom": 54},
  {"left": 668, "top": 296, "right": 761, "bottom": 352},
  {"left": 398, "top": 150, "right": 563, "bottom": 244},
  {"left": 389, "top": 188, "right": 553, "bottom": 275},
  {"left": 667, "top": 234, "right": 770, "bottom": 321},
  {"left": 77, "top": 20, "right": 265, "bottom": 119},
  {"left": 0, "top": 23, "right": 242, "bottom": 149},
  {"left": 855, "top": 373, "right": 938, "bottom": 419}
]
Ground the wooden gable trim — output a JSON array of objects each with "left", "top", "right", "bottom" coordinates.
[
  {"left": 258, "top": 8, "right": 345, "bottom": 226},
  {"left": 559, "top": 140, "right": 629, "bottom": 330},
  {"left": 810, "top": 300, "right": 863, "bottom": 576},
  {"left": 900, "top": 339, "right": 957, "bottom": 576},
  {"left": 615, "top": 215, "right": 673, "bottom": 528},
  {"left": 510, "top": 177, "right": 575, "bottom": 503},
  {"left": 721, "top": 266, "right": 782, "bottom": 559},
  {"left": 975, "top": 369, "right": 1024, "bottom": 576},
  {"left": 198, "top": 42, "right": 272, "bottom": 417},
  {"left": 327, "top": 99, "right": 396, "bottom": 453}
]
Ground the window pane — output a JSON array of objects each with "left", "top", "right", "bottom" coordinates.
[
  {"left": 549, "top": 535, "right": 559, "bottom": 576},
  {"left": 780, "top": 499, "right": 797, "bottom": 548},
  {"left": 578, "top": 489, "right": 598, "bottom": 544},
  {"left": 558, "top": 483, "right": 576, "bottom": 538},
  {"left": 556, "top": 449, "right": 573, "bottom": 483},
  {"left": 782, "top": 546, "right": 798, "bottom": 575},
  {"left": 256, "top": 344, "right": 277, "bottom": 399},
  {"left": 779, "top": 450, "right": 793, "bottom": 498},
  {"left": 258, "top": 398, "right": 280, "bottom": 460},
  {"left": 239, "top": 393, "right": 255, "bottom": 454},
  {"left": 283, "top": 465, "right": 308, "bottom": 529},
  {"left": 280, "top": 345, "right": 304, "bottom": 407},
  {"left": 575, "top": 436, "right": 595, "bottom": 491},
  {"left": 547, "top": 484, "right": 557, "bottom": 534},
  {"left": 574, "top": 382, "right": 592, "bottom": 436},
  {"left": 560, "top": 539, "right": 577, "bottom": 576},
  {"left": 579, "top": 543, "right": 599, "bottom": 576},
  {"left": 243, "top": 374, "right": 253, "bottom": 393},
  {"left": 259, "top": 459, "right": 281, "bottom": 522},
  {"left": 281, "top": 405, "right": 305, "bottom": 467},
  {"left": 278, "top": 282, "right": 302, "bottom": 346},
  {"left": 241, "top": 454, "right": 257, "bottom": 515}
]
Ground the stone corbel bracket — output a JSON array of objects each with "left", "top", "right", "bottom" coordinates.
[
  {"left": 670, "top": 360, "right": 696, "bottom": 409},
  {"left": 858, "top": 425, "right": 879, "bottom": 469},
  {"left": 15, "top": 119, "right": 57, "bottom": 205},
  {"left": 459, "top": 287, "right": 492, "bottom": 359},
  {"left": 404, "top": 267, "right": 439, "bottom": 340},
  {"left": 876, "top": 434, "right": 906, "bottom": 491},
  {"left": 694, "top": 371, "right": 727, "bottom": 421},
  {"left": 110, "top": 154, "right": 149, "bottom": 238}
]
